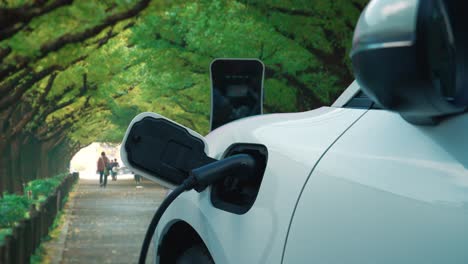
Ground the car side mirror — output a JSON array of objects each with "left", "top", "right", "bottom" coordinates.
[
  {"left": 120, "top": 113, "right": 215, "bottom": 189},
  {"left": 351, "top": 0, "right": 468, "bottom": 125}
]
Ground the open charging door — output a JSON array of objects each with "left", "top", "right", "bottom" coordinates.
[{"left": 120, "top": 112, "right": 212, "bottom": 189}]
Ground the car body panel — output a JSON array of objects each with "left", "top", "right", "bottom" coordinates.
[
  {"left": 283, "top": 110, "right": 468, "bottom": 263},
  {"left": 155, "top": 107, "right": 367, "bottom": 263}
]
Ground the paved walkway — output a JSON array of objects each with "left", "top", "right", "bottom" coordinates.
[{"left": 43, "top": 178, "right": 167, "bottom": 264}]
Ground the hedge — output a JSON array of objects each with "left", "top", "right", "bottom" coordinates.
[{"left": 0, "top": 172, "right": 79, "bottom": 264}]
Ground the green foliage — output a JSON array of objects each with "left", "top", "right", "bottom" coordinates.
[
  {"left": 264, "top": 79, "right": 297, "bottom": 112},
  {"left": 1, "top": 0, "right": 367, "bottom": 147},
  {"left": 0, "top": 228, "right": 12, "bottom": 246},
  {"left": 25, "top": 173, "right": 67, "bottom": 204},
  {"left": 0, "top": 194, "right": 30, "bottom": 228},
  {"left": 0, "top": 0, "right": 31, "bottom": 8},
  {"left": 29, "top": 209, "right": 66, "bottom": 263},
  {"left": 0, "top": 173, "right": 70, "bottom": 243},
  {"left": 30, "top": 244, "right": 46, "bottom": 264}
]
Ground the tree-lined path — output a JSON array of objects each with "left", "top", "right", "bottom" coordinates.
[
  {"left": 0, "top": 0, "right": 366, "bottom": 194},
  {"left": 1, "top": 1, "right": 368, "bottom": 263},
  {"left": 0, "top": 0, "right": 368, "bottom": 263},
  {"left": 42, "top": 178, "right": 166, "bottom": 264}
]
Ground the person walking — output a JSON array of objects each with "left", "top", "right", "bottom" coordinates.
[
  {"left": 97, "top": 152, "right": 110, "bottom": 187},
  {"left": 111, "top": 158, "right": 119, "bottom": 181}
]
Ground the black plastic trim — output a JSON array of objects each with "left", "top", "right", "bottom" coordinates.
[
  {"left": 124, "top": 117, "right": 215, "bottom": 186},
  {"left": 351, "top": 0, "right": 468, "bottom": 125},
  {"left": 210, "top": 143, "right": 268, "bottom": 215}
]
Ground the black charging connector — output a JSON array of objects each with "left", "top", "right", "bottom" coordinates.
[
  {"left": 190, "top": 154, "right": 256, "bottom": 192},
  {"left": 138, "top": 153, "right": 257, "bottom": 264}
]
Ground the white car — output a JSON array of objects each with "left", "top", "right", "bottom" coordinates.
[{"left": 122, "top": 0, "right": 468, "bottom": 263}]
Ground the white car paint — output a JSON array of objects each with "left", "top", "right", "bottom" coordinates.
[
  {"left": 152, "top": 103, "right": 468, "bottom": 264},
  {"left": 155, "top": 107, "right": 367, "bottom": 263},
  {"left": 283, "top": 110, "right": 468, "bottom": 263}
]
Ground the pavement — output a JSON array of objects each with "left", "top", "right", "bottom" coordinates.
[{"left": 42, "top": 177, "right": 167, "bottom": 264}]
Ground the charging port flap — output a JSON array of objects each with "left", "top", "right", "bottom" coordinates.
[{"left": 121, "top": 113, "right": 214, "bottom": 189}]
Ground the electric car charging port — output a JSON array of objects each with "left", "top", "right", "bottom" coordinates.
[{"left": 210, "top": 144, "right": 268, "bottom": 214}]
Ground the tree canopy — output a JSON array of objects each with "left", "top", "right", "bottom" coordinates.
[{"left": 0, "top": 0, "right": 367, "bottom": 193}]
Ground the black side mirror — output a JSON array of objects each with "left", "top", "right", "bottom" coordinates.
[
  {"left": 351, "top": 0, "right": 468, "bottom": 125},
  {"left": 121, "top": 113, "right": 215, "bottom": 188}
]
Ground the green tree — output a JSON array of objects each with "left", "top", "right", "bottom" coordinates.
[{"left": 0, "top": 0, "right": 367, "bottom": 194}]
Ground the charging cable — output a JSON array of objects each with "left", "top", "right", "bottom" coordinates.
[{"left": 138, "top": 153, "right": 256, "bottom": 264}]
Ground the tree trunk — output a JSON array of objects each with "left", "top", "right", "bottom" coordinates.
[
  {"left": 9, "top": 136, "right": 24, "bottom": 193},
  {"left": 0, "top": 142, "right": 9, "bottom": 195},
  {"left": 20, "top": 135, "right": 40, "bottom": 183},
  {"left": 38, "top": 140, "right": 54, "bottom": 179}
]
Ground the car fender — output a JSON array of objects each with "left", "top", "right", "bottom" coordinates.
[{"left": 156, "top": 107, "right": 368, "bottom": 263}]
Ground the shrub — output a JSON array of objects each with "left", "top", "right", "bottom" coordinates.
[
  {"left": 0, "top": 173, "right": 68, "bottom": 229},
  {"left": 0, "top": 194, "right": 31, "bottom": 228},
  {"left": 0, "top": 228, "right": 12, "bottom": 245},
  {"left": 25, "top": 174, "right": 67, "bottom": 203}
]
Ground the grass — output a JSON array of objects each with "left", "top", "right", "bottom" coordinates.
[
  {"left": 30, "top": 244, "right": 46, "bottom": 264},
  {"left": 29, "top": 204, "right": 68, "bottom": 264}
]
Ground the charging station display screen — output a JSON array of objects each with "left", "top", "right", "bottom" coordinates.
[{"left": 210, "top": 59, "right": 264, "bottom": 131}]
